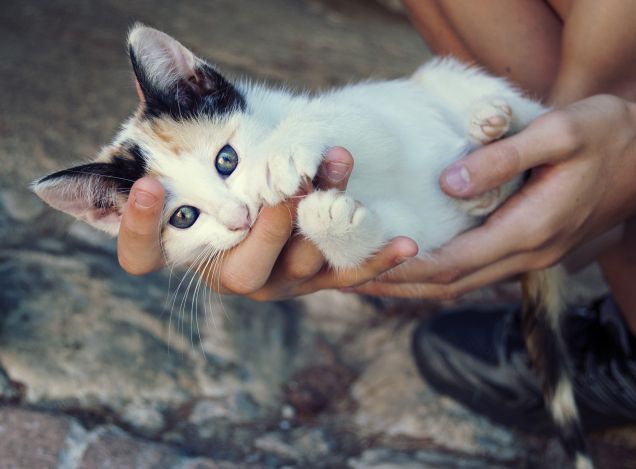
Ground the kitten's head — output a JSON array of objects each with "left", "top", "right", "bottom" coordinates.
[{"left": 33, "top": 25, "right": 262, "bottom": 265}]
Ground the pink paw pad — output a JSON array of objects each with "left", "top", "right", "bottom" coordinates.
[{"left": 469, "top": 100, "right": 512, "bottom": 144}]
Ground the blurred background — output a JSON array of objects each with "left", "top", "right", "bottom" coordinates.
[{"left": 0, "top": 0, "right": 632, "bottom": 467}]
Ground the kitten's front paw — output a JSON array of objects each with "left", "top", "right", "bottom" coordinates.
[
  {"left": 468, "top": 99, "right": 512, "bottom": 144},
  {"left": 297, "top": 190, "right": 384, "bottom": 269},
  {"left": 259, "top": 145, "right": 322, "bottom": 206}
]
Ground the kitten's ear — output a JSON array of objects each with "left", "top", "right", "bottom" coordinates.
[
  {"left": 127, "top": 24, "right": 244, "bottom": 118},
  {"left": 32, "top": 152, "right": 147, "bottom": 236}
]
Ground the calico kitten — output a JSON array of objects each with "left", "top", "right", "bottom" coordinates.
[{"left": 32, "top": 25, "right": 592, "bottom": 468}]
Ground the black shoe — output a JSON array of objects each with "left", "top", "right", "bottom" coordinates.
[{"left": 412, "top": 297, "right": 636, "bottom": 433}]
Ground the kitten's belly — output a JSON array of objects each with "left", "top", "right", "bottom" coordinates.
[
  {"left": 362, "top": 195, "right": 475, "bottom": 253},
  {"left": 342, "top": 118, "right": 475, "bottom": 252}
]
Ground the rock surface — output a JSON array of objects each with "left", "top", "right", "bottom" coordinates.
[{"left": 0, "top": 0, "right": 633, "bottom": 468}]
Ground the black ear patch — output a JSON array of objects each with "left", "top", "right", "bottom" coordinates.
[
  {"left": 32, "top": 144, "right": 148, "bottom": 234},
  {"left": 129, "top": 48, "right": 246, "bottom": 121},
  {"left": 39, "top": 144, "right": 147, "bottom": 202}
]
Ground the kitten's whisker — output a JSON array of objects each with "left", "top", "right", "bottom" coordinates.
[
  {"left": 192, "top": 250, "right": 213, "bottom": 358},
  {"left": 183, "top": 246, "right": 215, "bottom": 349},
  {"left": 169, "top": 246, "right": 210, "bottom": 349},
  {"left": 214, "top": 250, "right": 230, "bottom": 323},
  {"left": 197, "top": 247, "right": 219, "bottom": 332},
  {"left": 209, "top": 250, "right": 225, "bottom": 328},
  {"left": 204, "top": 249, "right": 224, "bottom": 331}
]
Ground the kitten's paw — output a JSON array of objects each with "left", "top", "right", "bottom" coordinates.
[
  {"left": 468, "top": 99, "right": 512, "bottom": 144},
  {"left": 259, "top": 146, "right": 322, "bottom": 206},
  {"left": 297, "top": 190, "right": 384, "bottom": 269}
]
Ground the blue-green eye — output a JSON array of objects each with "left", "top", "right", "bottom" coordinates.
[
  {"left": 169, "top": 205, "right": 200, "bottom": 229},
  {"left": 215, "top": 144, "right": 239, "bottom": 176}
]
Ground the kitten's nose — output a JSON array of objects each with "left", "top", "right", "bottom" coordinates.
[{"left": 225, "top": 205, "right": 251, "bottom": 231}]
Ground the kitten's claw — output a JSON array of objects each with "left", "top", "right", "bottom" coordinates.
[{"left": 468, "top": 99, "right": 512, "bottom": 144}]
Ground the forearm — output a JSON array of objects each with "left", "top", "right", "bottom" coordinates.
[{"left": 550, "top": 0, "right": 636, "bottom": 105}]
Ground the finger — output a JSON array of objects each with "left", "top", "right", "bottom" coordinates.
[
  {"left": 218, "top": 197, "right": 299, "bottom": 294},
  {"left": 315, "top": 146, "right": 354, "bottom": 191},
  {"left": 351, "top": 250, "right": 532, "bottom": 299},
  {"left": 440, "top": 111, "right": 579, "bottom": 197},
  {"left": 118, "top": 177, "right": 166, "bottom": 275},
  {"left": 276, "top": 234, "right": 327, "bottom": 281},
  {"left": 295, "top": 236, "right": 419, "bottom": 293},
  {"left": 386, "top": 168, "right": 565, "bottom": 284},
  {"left": 376, "top": 217, "right": 520, "bottom": 284}
]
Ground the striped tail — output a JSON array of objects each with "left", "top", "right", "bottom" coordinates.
[{"left": 522, "top": 267, "right": 593, "bottom": 469}]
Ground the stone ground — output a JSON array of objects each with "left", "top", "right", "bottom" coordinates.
[{"left": 1, "top": 0, "right": 635, "bottom": 468}]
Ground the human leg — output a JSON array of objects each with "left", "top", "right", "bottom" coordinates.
[{"left": 401, "top": 0, "right": 563, "bottom": 98}]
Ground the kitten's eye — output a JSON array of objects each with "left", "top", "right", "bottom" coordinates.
[
  {"left": 215, "top": 144, "right": 239, "bottom": 176},
  {"left": 169, "top": 205, "right": 200, "bottom": 229}
]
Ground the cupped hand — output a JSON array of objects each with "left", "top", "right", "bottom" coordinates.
[
  {"left": 352, "top": 95, "right": 636, "bottom": 299},
  {"left": 117, "top": 147, "right": 418, "bottom": 300}
]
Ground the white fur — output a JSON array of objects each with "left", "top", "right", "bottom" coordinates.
[{"left": 550, "top": 376, "right": 579, "bottom": 425}]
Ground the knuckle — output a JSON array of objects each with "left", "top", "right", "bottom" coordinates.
[
  {"left": 517, "top": 221, "right": 549, "bottom": 251},
  {"left": 286, "top": 261, "right": 319, "bottom": 281},
  {"left": 430, "top": 268, "right": 462, "bottom": 285},
  {"left": 527, "top": 232, "right": 547, "bottom": 251},
  {"left": 530, "top": 249, "right": 561, "bottom": 270},
  {"left": 247, "top": 289, "right": 275, "bottom": 302},
  {"left": 431, "top": 284, "right": 462, "bottom": 302},
  {"left": 220, "top": 269, "right": 263, "bottom": 295},
  {"left": 258, "top": 218, "right": 293, "bottom": 244},
  {"left": 492, "top": 141, "right": 522, "bottom": 180},
  {"left": 544, "top": 112, "right": 582, "bottom": 155}
]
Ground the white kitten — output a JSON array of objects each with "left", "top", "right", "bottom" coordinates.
[{"left": 33, "top": 25, "right": 546, "bottom": 268}]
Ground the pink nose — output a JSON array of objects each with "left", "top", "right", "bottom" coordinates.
[{"left": 226, "top": 205, "right": 251, "bottom": 231}]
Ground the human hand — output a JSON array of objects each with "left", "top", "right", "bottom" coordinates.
[
  {"left": 117, "top": 147, "right": 418, "bottom": 299},
  {"left": 351, "top": 95, "right": 636, "bottom": 299}
]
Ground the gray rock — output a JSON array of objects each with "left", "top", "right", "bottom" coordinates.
[
  {"left": 0, "top": 407, "right": 72, "bottom": 469},
  {"left": 0, "top": 189, "right": 45, "bottom": 224}
]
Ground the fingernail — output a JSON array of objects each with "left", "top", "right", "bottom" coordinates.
[
  {"left": 322, "top": 161, "right": 350, "bottom": 183},
  {"left": 134, "top": 190, "right": 158, "bottom": 209},
  {"left": 444, "top": 165, "right": 471, "bottom": 193}
]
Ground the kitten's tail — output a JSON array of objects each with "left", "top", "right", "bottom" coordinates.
[{"left": 522, "top": 267, "right": 593, "bottom": 469}]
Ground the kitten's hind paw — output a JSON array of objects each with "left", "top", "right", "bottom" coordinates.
[
  {"left": 297, "top": 190, "right": 384, "bottom": 269},
  {"left": 468, "top": 99, "right": 512, "bottom": 144}
]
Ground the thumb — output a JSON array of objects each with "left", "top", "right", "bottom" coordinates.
[
  {"left": 440, "top": 111, "right": 576, "bottom": 197},
  {"left": 315, "top": 146, "right": 354, "bottom": 191},
  {"left": 117, "top": 176, "right": 166, "bottom": 275}
]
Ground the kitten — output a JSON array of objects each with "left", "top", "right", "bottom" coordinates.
[{"left": 32, "top": 25, "right": 592, "bottom": 468}]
